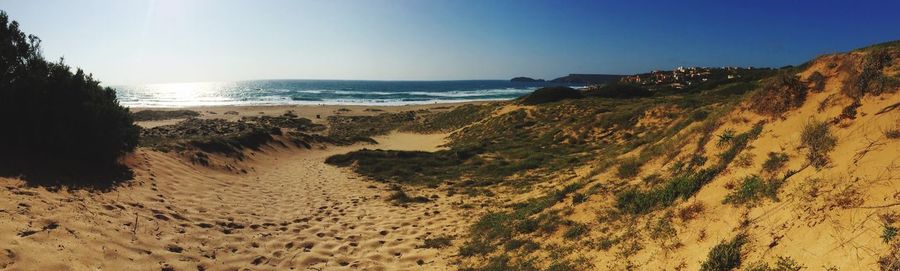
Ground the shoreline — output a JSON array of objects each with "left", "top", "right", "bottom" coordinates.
[{"left": 121, "top": 98, "right": 514, "bottom": 109}]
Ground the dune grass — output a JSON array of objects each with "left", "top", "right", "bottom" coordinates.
[
  {"left": 722, "top": 175, "right": 782, "bottom": 206},
  {"left": 800, "top": 119, "right": 837, "bottom": 169},
  {"left": 616, "top": 123, "right": 763, "bottom": 214},
  {"left": 700, "top": 233, "right": 748, "bottom": 271}
]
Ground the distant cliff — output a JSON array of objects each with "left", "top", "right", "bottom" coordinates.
[
  {"left": 550, "top": 74, "right": 624, "bottom": 84},
  {"left": 510, "top": 77, "right": 546, "bottom": 82}
]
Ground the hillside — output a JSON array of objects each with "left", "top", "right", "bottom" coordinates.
[
  {"left": 328, "top": 41, "right": 900, "bottom": 270},
  {"left": 551, "top": 74, "right": 625, "bottom": 85}
]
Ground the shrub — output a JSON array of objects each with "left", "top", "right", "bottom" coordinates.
[
  {"left": 458, "top": 239, "right": 494, "bottom": 257},
  {"left": 700, "top": 233, "right": 748, "bottom": 271},
  {"left": 678, "top": 201, "right": 706, "bottom": 221},
  {"left": 582, "top": 83, "right": 653, "bottom": 99},
  {"left": 761, "top": 152, "right": 789, "bottom": 173},
  {"left": 884, "top": 224, "right": 898, "bottom": 243},
  {"left": 800, "top": 120, "right": 837, "bottom": 169},
  {"left": 717, "top": 129, "right": 736, "bottom": 147},
  {"left": 843, "top": 49, "right": 893, "bottom": 98},
  {"left": 519, "top": 86, "right": 583, "bottom": 105},
  {"left": 571, "top": 193, "right": 587, "bottom": 204},
  {"left": 387, "top": 185, "right": 431, "bottom": 204},
  {"left": 734, "top": 153, "right": 755, "bottom": 168},
  {"left": 748, "top": 73, "right": 807, "bottom": 116},
  {"left": 325, "top": 148, "right": 475, "bottom": 185},
  {"left": 647, "top": 212, "right": 677, "bottom": 241},
  {"left": 879, "top": 245, "right": 900, "bottom": 271},
  {"left": 691, "top": 110, "right": 710, "bottom": 121},
  {"left": 563, "top": 223, "right": 589, "bottom": 240},
  {"left": 616, "top": 168, "right": 718, "bottom": 214},
  {"left": 723, "top": 175, "right": 782, "bottom": 206},
  {"left": 616, "top": 158, "right": 642, "bottom": 179},
  {"left": 0, "top": 11, "right": 139, "bottom": 166},
  {"left": 886, "top": 129, "right": 900, "bottom": 139},
  {"left": 132, "top": 109, "right": 200, "bottom": 121},
  {"left": 807, "top": 71, "right": 827, "bottom": 93}
]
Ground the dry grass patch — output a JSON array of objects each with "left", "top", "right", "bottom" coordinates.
[{"left": 800, "top": 120, "right": 837, "bottom": 169}]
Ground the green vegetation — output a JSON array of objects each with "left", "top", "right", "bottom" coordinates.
[
  {"left": 616, "top": 157, "right": 641, "bottom": 179},
  {"left": 582, "top": 83, "right": 652, "bottom": 99},
  {"left": 700, "top": 233, "right": 748, "bottom": 271},
  {"left": 325, "top": 148, "right": 473, "bottom": 185},
  {"left": 0, "top": 11, "right": 139, "bottom": 166},
  {"left": 459, "top": 182, "right": 584, "bottom": 266},
  {"left": 761, "top": 152, "right": 789, "bottom": 173},
  {"left": 800, "top": 120, "right": 837, "bottom": 169},
  {"left": 318, "top": 51, "right": 784, "bottom": 270},
  {"left": 132, "top": 109, "right": 200, "bottom": 121},
  {"left": 408, "top": 104, "right": 494, "bottom": 132},
  {"left": 884, "top": 224, "right": 898, "bottom": 243},
  {"left": 722, "top": 175, "right": 782, "bottom": 206},
  {"left": 717, "top": 129, "right": 736, "bottom": 147},
  {"left": 616, "top": 168, "right": 718, "bottom": 214},
  {"left": 749, "top": 73, "right": 807, "bottom": 117},
  {"left": 563, "top": 222, "right": 589, "bottom": 240},
  {"left": 616, "top": 123, "right": 763, "bottom": 214},
  {"left": 518, "top": 86, "right": 583, "bottom": 105},
  {"left": 327, "top": 104, "right": 496, "bottom": 137}
]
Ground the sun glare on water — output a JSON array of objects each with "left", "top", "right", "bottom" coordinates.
[{"left": 127, "top": 81, "right": 238, "bottom": 107}]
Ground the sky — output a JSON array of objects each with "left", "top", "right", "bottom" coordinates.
[{"left": 1, "top": 0, "right": 899, "bottom": 85}]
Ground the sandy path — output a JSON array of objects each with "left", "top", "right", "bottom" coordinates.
[{"left": 0, "top": 133, "right": 467, "bottom": 270}]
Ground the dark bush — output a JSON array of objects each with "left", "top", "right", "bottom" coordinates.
[
  {"left": 807, "top": 71, "right": 826, "bottom": 93},
  {"left": 748, "top": 73, "right": 807, "bottom": 116},
  {"left": 518, "top": 86, "right": 583, "bottom": 105},
  {"left": 843, "top": 49, "right": 893, "bottom": 98},
  {"left": 0, "top": 11, "right": 139, "bottom": 166},
  {"left": 132, "top": 110, "right": 200, "bottom": 121},
  {"left": 583, "top": 83, "right": 652, "bottom": 99}
]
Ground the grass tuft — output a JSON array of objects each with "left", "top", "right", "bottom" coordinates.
[
  {"left": 700, "top": 233, "right": 748, "bottom": 271},
  {"left": 722, "top": 175, "right": 782, "bottom": 206},
  {"left": 800, "top": 120, "right": 837, "bottom": 169}
]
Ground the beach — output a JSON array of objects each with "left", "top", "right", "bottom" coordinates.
[
  {"left": 0, "top": 103, "right": 483, "bottom": 270},
  {"left": 132, "top": 102, "right": 487, "bottom": 128}
]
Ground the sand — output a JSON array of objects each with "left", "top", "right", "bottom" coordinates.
[
  {"left": 132, "top": 102, "right": 484, "bottom": 128},
  {"left": 0, "top": 117, "right": 471, "bottom": 270}
]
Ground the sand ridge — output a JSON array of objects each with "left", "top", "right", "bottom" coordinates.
[{"left": 0, "top": 133, "right": 469, "bottom": 270}]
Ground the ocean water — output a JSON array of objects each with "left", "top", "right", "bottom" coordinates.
[{"left": 113, "top": 80, "right": 575, "bottom": 107}]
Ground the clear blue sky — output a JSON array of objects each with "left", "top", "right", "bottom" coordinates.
[{"left": 2, "top": 0, "right": 898, "bottom": 85}]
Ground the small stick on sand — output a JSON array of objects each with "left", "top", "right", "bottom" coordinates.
[{"left": 132, "top": 213, "right": 139, "bottom": 241}]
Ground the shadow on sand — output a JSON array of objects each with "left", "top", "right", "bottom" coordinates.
[{"left": 0, "top": 155, "right": 134, "bottom": 191}]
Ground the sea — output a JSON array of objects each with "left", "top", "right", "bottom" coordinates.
[{"left": 113, "top": 80, "right": 577, "bottom": 107}]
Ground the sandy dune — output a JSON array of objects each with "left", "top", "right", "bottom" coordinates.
[{"left": 0, "top": 133, "right": 468, "bottom": 270}]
